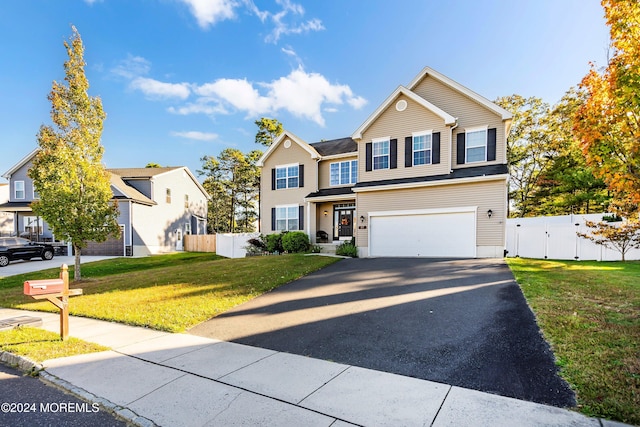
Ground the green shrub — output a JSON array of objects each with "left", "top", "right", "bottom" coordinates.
[
  {"left": 282, "top": 231, "right": 310, "bottom": 253},
  {"left": 310, "top": 245, "right": 322, "bottom": 253},
  {"left": 336, "top": 242, "right": 358, "bottom": 257},
  {"left": 265, "top": 233, "right": 284, "bottom": 253}
]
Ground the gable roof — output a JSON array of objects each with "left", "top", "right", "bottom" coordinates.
[
  {"left": 257, "top": 131, "right": 320, "bottom": 167},
  {"left": 2, "top": 148, "right": 39, "bottom": 179},
  {"left": 351, "top": 86, "right": 457, "bottom": 140},
  {"left": 109, "top": 167, "right": 209, "bottom": 199},
  {"left": 109, "top": 173, "right": 156, "bottom": 205},
  {"left": 408, "top": 66, "right": 512, "bottom": 121},
  {"left": 309, "top": 137, "right": 357, "bottom": 156}
]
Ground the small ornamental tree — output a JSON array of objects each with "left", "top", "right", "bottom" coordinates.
[
  {"left": 29, "top": 26, "right": 120, "bottom": 280},
  {"left": 577, "top": 209, "right": 640, "bottom": 261}
]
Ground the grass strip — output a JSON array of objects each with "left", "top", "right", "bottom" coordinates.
[
  {"left": 507, "top": 258, "right": 639, "bottom": 425},
  {"left": 0, "top": 327, "right": 108, "bottom": 363}
]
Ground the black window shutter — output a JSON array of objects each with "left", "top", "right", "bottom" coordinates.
[
  {"left": 299, "top": 164, "right": 304, "bottom": 187},
  {"left": 365, "top": 143, "right": 373, "bottom": 171},
  {"left": 432, "top": 132, "right": 441, "bottom": 164},
  {"left": 405, "top": 136, "right": 413, "bottom": 167},
  {"left": 298, "top": 205, "right": 304, "bottom": 230},
  {"left": 271, "top": 208, "right": 276, "bottom": 231},
  {"left": 456, "top": 133, "right": 466, "bottom": 164},
  {"left": 271, "top": 168, "right": 276, "bottom": 190},
  {"left": 390, "top": 139, "right": 397, "bottom": 169},
  {"left": 487, "top": 128, "right": 497, "bottom": 161}
]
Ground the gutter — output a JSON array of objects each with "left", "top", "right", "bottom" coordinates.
[{"left": 449, "top": 118, "right": 458, "bottom": 174}]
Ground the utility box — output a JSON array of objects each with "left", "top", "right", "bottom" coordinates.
[{"left": 23, "top": 278, "right": 65, "bottom": 296}]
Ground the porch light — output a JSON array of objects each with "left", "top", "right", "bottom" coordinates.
[
  {"left": 487, "top": 209, "right": 493, "bottom": 218},
  {"left": 360, "top": 215, "right": 365, "bottom": 223},
  {"left": 323, "top": 210, "right": 328, "bottom": 216}
]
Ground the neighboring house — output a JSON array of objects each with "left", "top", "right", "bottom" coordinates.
[
  {"left": 0, "top": 149, "right": 209, "bottom": 256},
  {"left": 0, "top": 183, "right": 14, "bottom": 236},
  {"left": 258, "top": 66, "right": 512, "bottom": 258}
]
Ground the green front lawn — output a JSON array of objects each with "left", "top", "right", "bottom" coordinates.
[
  {"left": 0, "top": 253, "right": 340, "bottom": 332},
  {"left": 507, "top": 258, "right": 639, "bottom": 425}
]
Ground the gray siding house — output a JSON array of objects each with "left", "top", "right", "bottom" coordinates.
[{"left": 1, "top": 149, "right": 209, "bottom": 256}]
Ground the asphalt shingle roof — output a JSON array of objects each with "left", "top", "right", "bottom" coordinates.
[{"left": 309, "top": 137, "right": 357, "bottom": 156}]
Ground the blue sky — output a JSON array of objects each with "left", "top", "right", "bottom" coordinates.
[{"left": 0, "top": 0, "right": 609, "bottom": 183}]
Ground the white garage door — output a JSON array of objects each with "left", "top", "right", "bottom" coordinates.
[{"left": 369, "top": 208, "right": 476, "bottom": 257}]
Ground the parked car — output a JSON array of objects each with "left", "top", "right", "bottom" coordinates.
[{"left": 0, "top": 237, "right": 55, "bottom": 267}]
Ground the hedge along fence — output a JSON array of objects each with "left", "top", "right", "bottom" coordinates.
[
  {"left": 184, "top": 234, "right": 217, "bottom": 253},
  {"left": 506, "top": 214, "right": 640, "bottom": 261}
]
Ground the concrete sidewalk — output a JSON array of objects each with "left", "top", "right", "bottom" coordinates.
[{"left": 0, "top": 308, "right": 627, "bottom": 427}]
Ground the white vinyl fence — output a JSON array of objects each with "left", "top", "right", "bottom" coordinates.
[
  {"left": 506, "top": 214, "right": 640, "bottom": 261},
  {"left": 215, "top": 232, "right": 259, "bottom": 258}
]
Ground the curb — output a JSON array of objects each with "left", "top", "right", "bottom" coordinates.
[{"left": 0, "top": 350, "right": 157, "bottom": 427}]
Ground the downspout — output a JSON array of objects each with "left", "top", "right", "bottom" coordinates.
[
  {"left": 449, "top": 118, "right": 459, "bottom": 174},
  {"left": 128, "top": 200, "right": 133, "bottom": 256}
]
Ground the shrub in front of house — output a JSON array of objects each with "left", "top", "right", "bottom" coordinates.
[
  {"left": 282, "top": 231, "right": 310, "bottom": 253},
  {"left": 265, "top": 233, "right": 285, "bottom": 253},
  {"left": 336, "top": 241, "right": 358, "bottom": 257}
]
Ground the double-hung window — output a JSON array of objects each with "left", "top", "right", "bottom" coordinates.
[
  {"left": 466, "top": 127, "right": 487, "bottom": 163},
  {"left": 372, "top": 138, "right": 390, "bottom": 170},
  {"left": 330, "top": 160, "right": 358, "bottom": 186},
  {"left": 276, "top": 164, "right": 299, "bottom": 189},
  {"left": 14, "top": 181, "right": 25, "bottom": 200},
  {"left": 275, "top": 205, "right": 299, "bottom": 231},
  {"left": 413, "top": 131, "right": 432, "bottom": 166}
]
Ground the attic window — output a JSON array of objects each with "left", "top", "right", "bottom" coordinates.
[
  {"left": 395, "top": 100, "right": 407, "bottom": 112},
  {"left": 166, "top": 188, "right": 172, "bottom": 204}
]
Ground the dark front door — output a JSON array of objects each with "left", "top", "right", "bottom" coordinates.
[{"left": 335, "top": 209, "right": 354, "bottom": 239}]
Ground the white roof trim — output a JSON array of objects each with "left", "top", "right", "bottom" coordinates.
[
  {"left": 3, "top": 148, "right": 40, "bottom": 179},
  {"left": 351, "top": 86, "right": 456, "bottom": 140},
  {"left": 257, "top": 131, "right": 320, "bottom": 167},
  {"left": 352, "top": 173, "right": 509, "bottom": 193},
  {"left": 408, "top": 66, "right": 512, "bottom": 121}
]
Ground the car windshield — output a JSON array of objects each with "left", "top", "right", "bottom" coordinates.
[
  {"left": 16, "top": 238, "right": 32, "bottom": 245},
  {"left": 0, "top": 238, "right": 18, "bottom": 245}
]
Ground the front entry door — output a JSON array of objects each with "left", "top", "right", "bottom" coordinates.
[{"left": 335, "top": 209, "right": 354, "bottom": 239}]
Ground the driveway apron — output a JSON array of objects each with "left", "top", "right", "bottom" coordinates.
[{"left": 189, "top": 257, "right": 575, "bottom": 408}]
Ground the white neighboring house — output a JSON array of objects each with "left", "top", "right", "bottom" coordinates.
[
  {"left": 0, "top": 183, "right": 14, "bottom": 236},
  {"left": 0, "top": 149, "right": 209, "bottom": 256}
]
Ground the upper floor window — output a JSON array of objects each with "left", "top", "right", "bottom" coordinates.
[
  {"left": 276, "top": 164, "right": 299, "bottom": 189},
  {"left": 413, "top": 132, "right": 432, "bottom": 166},
  {"left": 330, "top": 160, "right": 358, "bottom": 186},
  {"left": 466, "top": 127, "right": 487, "bottom": 163},
  {"left": 184, "top": 194, "right": 189, "bottom": 209},
  {"left": 14, "top": 181, "right": 25, "bottom": 200},
  {"left": 33, "top": 187, "right": 39, "bottom": 199},
  {"left": 166, "top": 188, "right": 172, "bottom": 204},
  {"left": 372, "top": 139, "right": 390, "bottom": 170}
]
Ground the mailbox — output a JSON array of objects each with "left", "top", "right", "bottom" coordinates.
[{"left": 23, "top": 278, "right": 65, "bottom": 296}]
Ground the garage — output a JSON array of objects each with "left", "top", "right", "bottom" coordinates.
[{"left": 369, "top": 207, "right": 476, "bottom": 257}]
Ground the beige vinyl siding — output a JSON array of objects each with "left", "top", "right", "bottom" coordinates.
[
  {"left": 260, "top": 139, "right": 317, "bottom": 233},
  {"left": 358, "top": 94, "right": 451, "bottom": 183},
  {"left": 356, "top": 179, "right": 506, "bottom": 248},
  {"left": 412, "top": 76, "right": 506, "bottom": 166},
  {"left": 315, "top": 202, "right": 335, "bottom": 238},
  {"left": 318, "top": 155, "right": 357, "bottom": 189}
]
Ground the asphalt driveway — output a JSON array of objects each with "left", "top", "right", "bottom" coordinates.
[{"left": 189, "top": 257, "right": 575, "bottom": 407}]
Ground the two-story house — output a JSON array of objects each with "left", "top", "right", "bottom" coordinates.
[
  {"left": 0, "top": 149, "right": 209, "bottom": 256},
  {"left": 258, "top": 67, "right": 512, "bottom": 258}
]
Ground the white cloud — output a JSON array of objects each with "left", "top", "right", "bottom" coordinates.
[
  {"left": 179, "top": 0, "right": 238, "bottom": 28},
  {"left": 130, "top": 77, "right": 191, "bottom": 100},
  {"left": 112, "top": 55, "right": 151, "bottom": 79},
  {"left": 186, "top": 67, "right": 366, "bottom": 126},
  {"left": 196, "top": 78, "right": 272, "bottom": 116},
  {"left": 171, "top": 131, "right": 219, "bottom": 141}
]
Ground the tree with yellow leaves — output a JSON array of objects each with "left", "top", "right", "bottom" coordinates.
[{"left": 29, "top": 26, "right": 120, "bottom": 280}]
